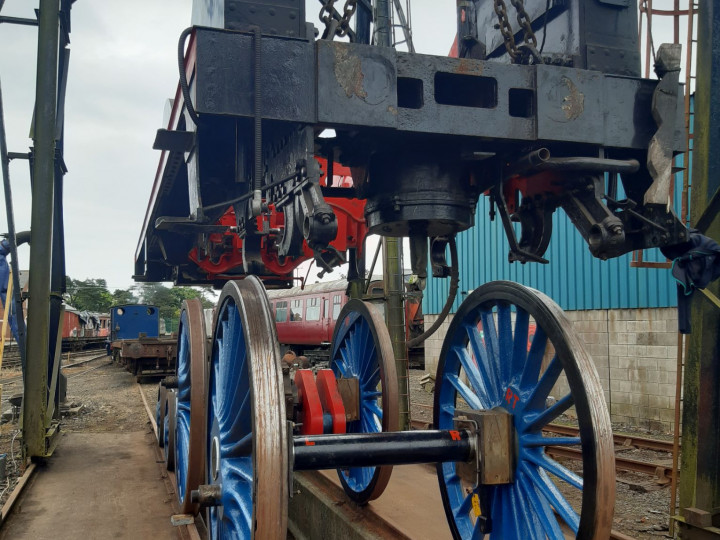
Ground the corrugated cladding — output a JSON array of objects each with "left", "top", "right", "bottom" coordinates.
[{"left": 424, "top": 157, "right": 689, "bottom": 314}]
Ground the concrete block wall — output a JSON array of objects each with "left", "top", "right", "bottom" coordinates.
[{"left": 423, "top": 307, "right": 679, "bottom": 432}]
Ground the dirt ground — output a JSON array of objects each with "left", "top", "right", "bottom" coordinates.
[
  {"left": 0, "top": 358, "right": 678, "bottom": 539},
  {"left": 0, "top": 354, "right": 152, "bottom": 512}
]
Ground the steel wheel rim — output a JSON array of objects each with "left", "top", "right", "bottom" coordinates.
[
  {"left": 206, "top": 277, "right": 288, "bottom": 539},
  {"left": 156, "top": 383, "right": 167, "bottom": 447},
  {"left": 330, "top": 299, "right": 398, "bottom": 504},
  {"left": 434, "top": 281, "right": 614, "bottom": 540},
  {"left": 164, "top": 389, "right": 177, "bottom": 471},
  {"left": 174, "top": 299, "right": 208, "bottom": 514}
]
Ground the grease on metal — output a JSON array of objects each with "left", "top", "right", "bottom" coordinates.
[
  {"left": 334, "top": 45, "right": 367, "bottom": 99},
  {"left": 561, "top": 76, "right": 585, "bottom": 120}
]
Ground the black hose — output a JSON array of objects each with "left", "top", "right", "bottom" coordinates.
[
  {"left": 406, "top": 236, "right": 459, "bottom": 349},
  {"left": 178, "top": 27, "right": 200, "bottom": 126}
]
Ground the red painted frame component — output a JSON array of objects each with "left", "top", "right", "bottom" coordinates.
[
  {"left": 294, "top": 369, "right": 325, "bottom": 435},
  {"left": 315, "top": 369, "right": 347, "bottom": 434},
  {"left": 187, "top": 191, "right": 367, "bottom": 282}
]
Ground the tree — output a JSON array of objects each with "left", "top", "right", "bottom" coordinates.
[
  {"left": 133, "top": 283, "right": 214, "bottom": 321},
  {"left": 111, "top": 288, "right": 137, "bottom": 306},
  {"left": 64, "top": 277, "right": 113, "bottom": 312}
]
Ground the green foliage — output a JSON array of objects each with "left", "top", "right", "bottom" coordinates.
[
  {"left": 132, "top": 283, "right": 216, "bottom": 320},
  {"left": 111, "top": 288, "right": 137, "bottom": 306},
  {"left": 64, "top": 277, "right": 114, "bottom": 312},
  {"left": 63, "top": 277, "right": 216, "bottom": 322}
]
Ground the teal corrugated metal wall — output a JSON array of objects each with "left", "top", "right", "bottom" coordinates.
[{"left": 424, "top": 161, "right": 688, "bottom": 314}]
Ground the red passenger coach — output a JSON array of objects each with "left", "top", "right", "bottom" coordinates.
[{"left": 267, "top": 278, "right": 424, "bottom": 367}]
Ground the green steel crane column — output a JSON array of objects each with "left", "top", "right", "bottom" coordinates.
[
  {"left": 677, "top": 1, "right": 720, "bottom": 536},
  {"left": 373, "top": 1, "right": 409, "bottom": 431},
  {"left": 383, "top": 237, "right": 409, "bottom": 431},
  {"left": 23, "top": 0, "right": 60, "bottom": 460}
]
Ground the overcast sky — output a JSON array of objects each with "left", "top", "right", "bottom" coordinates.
[{"left": 0, "top": 1, "right": 680, "bottom": 292}]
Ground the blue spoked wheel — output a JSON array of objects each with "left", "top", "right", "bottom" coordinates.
[
  {"left": 174, "top": 299, "right": 208, "bottom": 515},
  {"left": 435, "top": 282, "right": 614, "bottom": 540},
  {"left": 330, "top": 299, "right": 399, "bottom": 504},
  {"left": 164, "top": 389, "right": 177, "bottom": 472},
  {"left": 155, "top": 383, "right": 167, "bottom": 447},
  {"left": 206, "top": 278, "right": 288, "bottom": 540}
]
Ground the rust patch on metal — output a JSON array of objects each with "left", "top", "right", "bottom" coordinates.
[
  {"left": 334, "top": 45, "right": 367, "bottom": 100},
  {"left": 455, "top": 58, "right": 484, "bottom": 75},
  {"left": 561, "top": 76, "right": 584, "bottom": 120}
]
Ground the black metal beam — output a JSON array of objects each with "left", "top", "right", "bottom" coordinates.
[
  {"left": 0, "top": 16, "right": 38, "bottom": 26},
  {"left": 292, "top": 429, "right": 472, "bottom": 471}
]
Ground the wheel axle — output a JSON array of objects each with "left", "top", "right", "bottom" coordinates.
[{"left": 292, "top": 429, "right": 475, "bottom": 471}]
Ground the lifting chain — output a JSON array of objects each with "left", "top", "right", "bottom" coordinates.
[
  {"left": 320, "top": 0, "right": 358, "bottom": 39},
  {"left": 494, "top": 0, "right": 543, "bottom": 64}
]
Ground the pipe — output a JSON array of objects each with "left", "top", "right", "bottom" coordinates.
[
  {"left": 0, "top": 80, "right": 27, "bottom": 371},
  {"left": 293, "top": 429, "right": 473, "bottom": 470},
  {"left": 407, "top": 236, "right": 459, "bottom": 349}
]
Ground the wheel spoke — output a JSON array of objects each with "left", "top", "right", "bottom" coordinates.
[
  {"left": 521, "top": 434, "right": 581, "bottom": 447},
  {"left": 526, "top": 354, "right": 563, "bottom": 410},
  {"left": 518, "top": 467, "right": 565, "bottom": 539},
  {"left": 222, "top": 432, "right": 253, "bottom": 457},
  {"left": 465, "top": 324, "right": 501, "bottom": 404},
  {"left": 519, "top": 325, "right": 547, "bottom": 390},
  {"left": 364, "top": 401, "right": 383, "bottom": 422},
  {"left": 525, "top": 393, "right": 575, "bottom": 432},
  {"left": 480, "top": 309, "right": 503, "bottom": 388},
  {"left": 525, "top": 450, "right": 583, "bottom": 490},
  {"left": 335, "top": 358, "right": 350, "bottom": 378},
  {"left": 452, "top": 346, "right": 491, "bottom": 407},
  {"left": 534, "top": 467, "right": 580, "bottom": 533},
  {"left": 447, "top": 373, "right": 484, "bottom": 410},
  {"left": 496, "top": 303, "right": 513, "bottom": 386}
]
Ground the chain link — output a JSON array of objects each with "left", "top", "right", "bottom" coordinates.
[
  {"left": 319, "top": 0, "right": 337, "bottom": 26},
  {"left": 320, "top": 0, "right": 358, "bottom": 39},
  {"left": 510, "top": 0, "right": 537, "bottom": 49},
  {"left": 494, "top": 0, "right": 543, "bottom": 64},
  {"left": 493, "top": 0, "right": 518, "bottom": 61},
  {"left": 337, "top": 0, "right": 358, "bottom": 37}
]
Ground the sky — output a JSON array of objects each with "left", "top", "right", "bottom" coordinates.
[{"left": 0, "top": 1, "right": 682, "bottom": 293}]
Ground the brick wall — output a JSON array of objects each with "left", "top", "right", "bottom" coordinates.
[{"left": 423, "top": 307, "right": 680, "bottom": 432}]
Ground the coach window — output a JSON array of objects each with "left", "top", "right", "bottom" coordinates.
[
  {"left": 306, "top": 298, "right": 321, "bottom": 321},
  {"left": 275, "top": 301, "right": 288, "bottom": 323},
  {"left": 290, "top": 299, "right": 303, "bottom": 321},
  {"left": 332, "top": 295, "right": 342, "bottom": 320}
]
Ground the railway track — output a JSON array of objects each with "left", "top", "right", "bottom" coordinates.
[
  {"left": 410, "top": 411, "right": 675, "bottom": 485},
  {"left": 1, "top": 352, "right": 109, "bottom": 384},
  {"left": 544, "top": 423, "right": 673, "bottom": 453}
]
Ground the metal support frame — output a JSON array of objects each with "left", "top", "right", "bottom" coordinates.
[
  {"left": 23, "top": 0, "right": 61, "bottom": 460},
  {"left": 382, "top": 237, "right": 409, "bottom": 431},
  {"left": 0, "top": 80, "right": 27, "bottom": 371},
  {"left": 676, "top": 1, "right": 720, "bottom": 537}
]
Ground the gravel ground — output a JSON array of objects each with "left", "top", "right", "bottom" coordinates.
[{"left": 0, "top": 354, "right": 152, "bottom": 511}]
